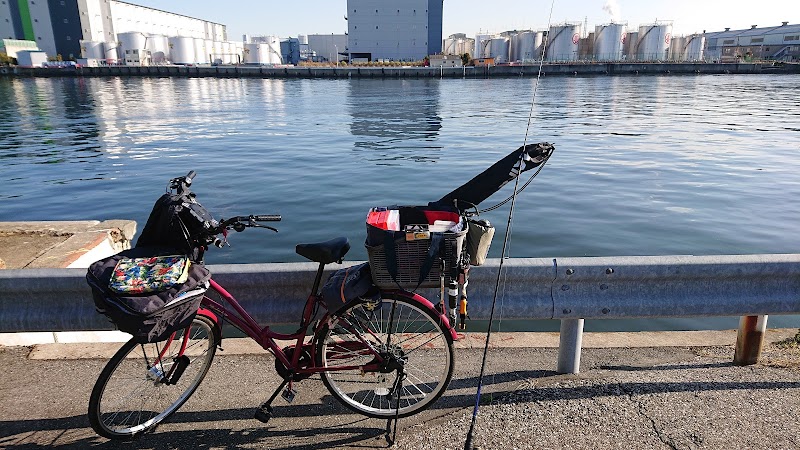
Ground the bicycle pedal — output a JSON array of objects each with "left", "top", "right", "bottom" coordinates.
[
  {"left": 281, "top": 387, "right": 297, "bottom": 403},
  {"left": 254, "top": 405, "right": 273, "bottom": 424}
]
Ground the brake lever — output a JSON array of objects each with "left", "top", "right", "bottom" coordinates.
[{"left": 247, "top": 220, "right": 278, "bottom": 232}]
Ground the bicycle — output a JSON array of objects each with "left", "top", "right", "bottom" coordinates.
[{"left": 87, "top": 172, "right": 457, "bottom": 440}]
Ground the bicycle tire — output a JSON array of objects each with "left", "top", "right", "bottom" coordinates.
[
  {"left": 316, "top": 292, "right": 455, "bottom": 418},
  {"left": 88, "top": 314, "right": 219, "bottom": 439}
]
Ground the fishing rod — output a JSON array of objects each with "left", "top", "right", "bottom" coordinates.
[{"left": 463, "top": 1, "right": 557, "bottom": 449}]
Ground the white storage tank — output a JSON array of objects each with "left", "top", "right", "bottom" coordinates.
[
  {"left": 636, "top": 23, "right": 672, "bottom": 61},
  {"left": 244, "top": 43, "right": 264, "bottom": 64},
  {"left": 486, "top": 38, "right": 510, "bottom": 62},
  {"left": 104, "top": 41, "right": 119, "bottom": 62},
  {"left": 474, "top": 33, "right": 493, "bottom": 60},
  {"left": 263, "top": 36, "right": 282, "bottom": 64},
  {"left": 594, "top": 23, "right": 625, "bottom": 61},
  {"left": 118, "top": 31, "right": 147, "bottom": 55},
  {"left": 546, "top": 23, "right": 582, "bottom": 61},
  {"left": 169, "top": 36, "right": 195, "bottom": 64},
  {"left": 147, "top": 34, "right": 169, "bottom": 64},
  {"left": 623, "top": 32, "right": 637, "bottom": 60},
  {"left": 669, "top": 36, "right": 686, "bottom": 61},
  {"left": 684, "top": 34, "right": 705, "bottom": 61},
  {"left": 80, "top": 40, "right": 105, "bottom": 60},
  {"left": 512, "top": 32, "right": 543, "bottom": 62}
]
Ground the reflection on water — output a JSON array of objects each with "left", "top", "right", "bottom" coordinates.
[
  {"left": 348, "top": 79, "right": 442, "bottom": 164},
  {"left": 1, "top": 75, "right": 799, "bottom": 330}
]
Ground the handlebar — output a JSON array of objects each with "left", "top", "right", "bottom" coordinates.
[{"left": 165, "top": 172, "right": 282, "bottom": 249}]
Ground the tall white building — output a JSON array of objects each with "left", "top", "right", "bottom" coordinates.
[{"left": 346, "top": 0, "right": 443, "bottom": 62}]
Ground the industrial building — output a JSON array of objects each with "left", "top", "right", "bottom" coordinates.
[
  {"left": 346, "top": 0, "right": 443, "bottom": 61},
  {"left": 704, "top": 22, "right": 800, "bottom": 62},
  {"left": 0, "top": 0, "right": 227, "bottom": 62},
  {"left": 307, "top": 34, "right": 347, "bottom": 63}
]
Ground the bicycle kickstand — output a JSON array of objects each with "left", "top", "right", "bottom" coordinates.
[
  {"left": 385, "top": 369, "right": 404, "bottom": 446},
  {"left": 254, "top": 378, "right": 290, "bottom": 424}
]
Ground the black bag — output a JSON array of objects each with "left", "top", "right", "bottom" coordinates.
[
  {"left": 87, "top": 247, "right": 211, "bottom": 343},
  {"left": 321, "top": 262, "right": 378, "bottom": 307},
  {"left": 136, "top": 192, "right": 218, "bottom": 261}
]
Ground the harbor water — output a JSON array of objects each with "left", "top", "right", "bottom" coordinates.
[{"left": 1, "top": 75, "right": 798, "bottom": 330}]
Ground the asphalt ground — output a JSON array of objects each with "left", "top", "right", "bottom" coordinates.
[{"left": 2, "top": 333, "right": 800, "bottom": 450}]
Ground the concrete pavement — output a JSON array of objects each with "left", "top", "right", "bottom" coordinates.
[{"left": 2, "top": 330, "right": 800, "bottom": 449}]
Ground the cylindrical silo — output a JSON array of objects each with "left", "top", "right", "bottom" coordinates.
[
  {"left": 118, "top": 32, "right": 147, "bottom": 54},
  {"left": 104, "top": 41, "right": 119, "bottom": 62},
  {"left": 684, "top": 34, "right": 705, "bottom": 61},
  {"left": 264, "top": 36, "right": 282, "bottom": 64},
  {"left": 474, "top": 33, "right": 493, "bottom": 60},
  {"left": 546, "top": 23, "right": 582, "bottom": 61},
  {"left": 80, "top": 40, "right": 105, "bottom": 59},
  {"left": 623, "top": 32, "right": 637, "bottom": 60},
  {"left": 168, "top": 36, "right": 196, "bottom": 64},
  {"left": 512, "top": 32, "right": 540, "bottom": 62},
  {"left": 594, "top": 23, "right": 625, "bottom": 61},
  {"left": 486, "top": 38, "right": 510, "bottom": 63},
  {"left": 147, "top": 34, "right": 169, "bottom": 64},
  {"left": 669, "top": 36, "right": 686, "bottom": 61},
  {"left": 636, "top": 23, "right": 672, "bottom": 61},
  {"left": 243, "top": 43, "right": 263, "bottom": 64}
]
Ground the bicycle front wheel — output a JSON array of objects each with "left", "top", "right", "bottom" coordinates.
[
  {"left": 88, "top": 315, "right": 218, "bottom": 439},
  {"left": 317, "top": 292, "right": 455, "bottom": 418}
]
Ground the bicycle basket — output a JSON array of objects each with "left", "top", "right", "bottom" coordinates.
[
  {"left": 87, "top": 247, "right": 211, "bottom": 343},
  {"left": 365, "top": 205, "right": 467, "bottom": 290}
]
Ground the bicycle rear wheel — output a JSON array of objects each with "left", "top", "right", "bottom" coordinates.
[
  {"left": 317, "top": 292, "right": 454, "bottom": 418},
  {"left": 88, "top": 315, "right": 218, "bottom": 439}
]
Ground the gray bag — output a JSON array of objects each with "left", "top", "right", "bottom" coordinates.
[{"left": 466, "top": 219, "right": 495, "bottom": 266}]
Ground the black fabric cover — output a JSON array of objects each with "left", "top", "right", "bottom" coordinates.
[
  {"left": 87, "top": 247, "right": 211, "bottom": 343},
  {"left": 434, "top": 142, "right": 554, "bottom": 212},
  {"left": 136, "top": 192, "right": 218, "bottom": 261},
  {"left": 321, "top": 262, "right": 377, "bottom": 308}
]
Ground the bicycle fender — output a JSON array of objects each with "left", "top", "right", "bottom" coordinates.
[
  {"left": 196, "top": 307, "right": 218, "bottom": 325},
  {"left": 385, "top": 290, "right": 458, "bottom": 341}
]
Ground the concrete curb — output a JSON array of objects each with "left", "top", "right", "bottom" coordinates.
[
  {"left": 0, "top": 220, "right": 136, "bottom": 269},
  {"left": 20, "top": 328, "right": 799, "bottom": 360}
]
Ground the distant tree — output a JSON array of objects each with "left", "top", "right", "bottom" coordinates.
[
  {"left": 461, "top": 53, "right": 471, "bottom": 66},
  {"left": 0, "top": 52, "right": 15, "bottom": 66}
]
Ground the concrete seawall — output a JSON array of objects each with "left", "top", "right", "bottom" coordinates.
[{"left": 2, "top": 62, "right": 799, "bottom": 79}]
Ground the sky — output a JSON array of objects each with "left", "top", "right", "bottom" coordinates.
[{"left": 131, "top": 0, "right": 799, "bottom": 40}]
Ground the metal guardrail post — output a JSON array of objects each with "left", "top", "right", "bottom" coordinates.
[
  {"left": 734, "top": 315, "right": 768, "bottom": 365},
  {"left": 557, "top": 318, "right": 584, "bottom": 374}
]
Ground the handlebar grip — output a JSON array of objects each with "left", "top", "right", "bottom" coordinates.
[
  {"left": 252, "top": 215, "right": 281, "bottom": 222},
  {"left": 185, "top": 170, "right": 196, "bottom": 185}
]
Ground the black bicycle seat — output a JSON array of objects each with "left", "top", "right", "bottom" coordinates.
[{"left": 295, "top": 237, "right": 351, "bottom": 264}]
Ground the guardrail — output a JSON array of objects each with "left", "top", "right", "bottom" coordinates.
[{"left": 1, "top": 254, "right": 798, "bottom": 373}]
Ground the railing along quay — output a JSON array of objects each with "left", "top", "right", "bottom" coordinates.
[{"left": 1, "top": 254, "right": 798, "bottom": 373}]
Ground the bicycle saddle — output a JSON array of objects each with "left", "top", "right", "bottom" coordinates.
[{"left": 295, "top": 237, "right": 351, "bottom": 264}]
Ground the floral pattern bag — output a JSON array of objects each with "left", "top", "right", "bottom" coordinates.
[{"left": 109, "top": 255, "right": 191, "bottom": 294}]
